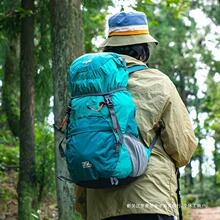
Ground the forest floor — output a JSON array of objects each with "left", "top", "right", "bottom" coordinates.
[
  {"left": 1, "top": 170, "right": 220, "bottom": 220},
  {"left": 191, "top": 207, "right": 220, "bottom": 220},
  {"left": 0, "top": 170, "right": 58, "bottom": 220}
]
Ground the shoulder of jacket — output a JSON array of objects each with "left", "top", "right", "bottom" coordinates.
[
  {"left": 132, "top": 67, "right": 172, "bottom": 84},
  {"left": 129, "top": 68, "right": 176, "bottom": 98},
  {"left": 145, "top": 68, "right": 170, "bottom": 79}
]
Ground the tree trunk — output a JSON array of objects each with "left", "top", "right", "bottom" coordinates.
[
  {"left": 213, "top": 142, "right": 220, "bottom": 186},
  {"left": 2, "top": 36, "right": 20, "bottom": 137},
  {"left": 50, "top": 0, "right": 84, "bottom": 219},
  {"left": 17, "top": 0, "right": 36, "bottom": 219},
  {"left": 179, "top": 73, "right": 194, "bottom": 193},
  {"left": 198, "top": 144, "right": 204, "bottom": 190},
  {"left": 184, "top": 162, "right": 193, "bottom": 193}
]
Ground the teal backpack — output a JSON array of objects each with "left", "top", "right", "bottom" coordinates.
[{"left": 59, "top": 52, "right": 160, "bottom": 188}]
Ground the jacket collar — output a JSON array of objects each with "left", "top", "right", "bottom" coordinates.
[{"left": 122, "top": 55, "right": 146, "bottom": 67}]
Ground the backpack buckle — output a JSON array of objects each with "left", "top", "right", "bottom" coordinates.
[{"left": 104, "top": 95, "right": 113, "bottom": 107}]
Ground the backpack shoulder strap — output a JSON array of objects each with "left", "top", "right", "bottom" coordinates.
[{"left": 127, "top": 65, "right": 148, "bottom": 74}]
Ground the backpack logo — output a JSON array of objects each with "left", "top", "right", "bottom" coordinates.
[
  {"left": 82, "top": 161, "right": 92, "bottom": 168},
  {"left": 83, "top": 59, "right": 92, "bottom": 65}
]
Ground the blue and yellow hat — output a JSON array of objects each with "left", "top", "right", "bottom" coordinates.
[{"left": 101, "top": 11, "right": 158, "bottom": 47}]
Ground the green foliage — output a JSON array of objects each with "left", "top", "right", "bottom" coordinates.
[
  {"left": 74, "top": 212, "right": 83, "bottom": 220},
  {"left": 0, "top": 1, "right": 20, "bottom": 138},
  {"left": 0, "top": 122, "right": 55, "bottom": 200},
  {"left": 0, "top": 109, "right": 19, "bottom": 148},
  {"left": 35, "top": 0, "right": 53, "bottom": 121},
  {"left": 0, "top": 34, "right": 7, "bottom": 65},
  {"left": 203, "top": 73, "right": 220, "bottom": 184},
  {"left": 0, "top": 124, "right": 18, "bottom": 145},
  {"left": 82, "top": 0, "right": 113, "bottom": 52},
  {"left": 193, "top": 0, "right": 220, "bottom": 25},
  {"left": 35, "top": 123, "right": 55, "bottom": 201},
  {"left": 0, "top": 144, "right": 19, "bottom": 171},
  {"left": 0, "top": 112, "right": 19, "bottom": 207},
  {"left": 192, "top": 175, "right": 220, "bottom": 206},
  {"left": 135, "top": 0, "right": 190, "bottom": 20},
  {"left": 16, "top": 7, "right": 33, "bottom": 17},
  {"left": 135, "top": 0, "right": 198, "bottom": 104},
  {"left": 0, "top": 0, "right": 20, "bottom": 37}
]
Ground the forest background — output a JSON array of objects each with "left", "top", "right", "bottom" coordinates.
[{"left": 0, "top": 0, "right": 220, "bottom": 219}]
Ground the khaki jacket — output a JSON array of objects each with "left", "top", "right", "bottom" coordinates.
[{"left": 86, "top": 55, "right": 197, "bottom": 220}]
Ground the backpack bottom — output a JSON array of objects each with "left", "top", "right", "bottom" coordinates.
[{"left": 77, "top": 176, "right": 139, "bottom": 189}]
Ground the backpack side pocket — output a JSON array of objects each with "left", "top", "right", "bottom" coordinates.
[{"left": 124, "top": 133, "right": 151, "bottom": 177}]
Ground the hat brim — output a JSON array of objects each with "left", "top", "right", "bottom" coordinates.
[{"left": 100, "top": 34, "right": 158, "bottom": 48}]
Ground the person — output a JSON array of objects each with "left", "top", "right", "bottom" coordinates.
[{"left": 86, "top": 11, "right": 197, "bottom": 220}]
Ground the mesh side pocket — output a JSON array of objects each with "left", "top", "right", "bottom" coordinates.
[{"left": 124, "top": 133, "right": 150, "bottom": 177}]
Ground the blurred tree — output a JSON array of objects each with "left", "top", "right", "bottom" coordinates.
[
  {"left": 192, "top": 0, "right": 220, "bottom": 191},
  {"left": 35, "top": 0, "right": 53, "bottom": 122},
  {"left": 204, "top": 73, "right": 220, "bottom": 185},
  {"left": 0, "top": 0, "right": 53, "bottom": 136},
  {"left": 51, "top": 0, "right": 84, "bottom": 219},
  {"left": 191, "top": 0, "right": 220, "bottom": 25},
  {"left": 0, "top": 0, "right": 20, "bottom": 137},
  {"left": 17, "top": 0, "right": 37, "bottom": 219},
  {"left": 82, "top": 0, "right": 113, "bottom": 52},
  {"left": 2, "top": 37, "right": 20, "bottom": 137}
]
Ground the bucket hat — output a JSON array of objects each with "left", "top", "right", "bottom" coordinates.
[{"left": 101, "top": 11, "right": 158, "bottom": 47}]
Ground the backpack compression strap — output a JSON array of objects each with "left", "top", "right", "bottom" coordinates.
[{"left": 104, "top": 94, "right": 123, "bottom": 153}]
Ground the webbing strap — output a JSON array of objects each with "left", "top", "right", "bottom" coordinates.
[
  {"left": 57, "top": 175, "right": 74, "bottom": 183},
  {"left": 71, "top": 87, "right": 126, "bottom": 99},
  {"left": 127, "top": 65, "right": 147, "bottom": 74},
  {"left": 149, "top": 128, "right": 161, "bottom": 151},
  {"left": 58, "top": 137, "right": 66, "bottom": 158},
  {"left": 104, "top": 95, "right": 123, "bottom": 152},
  {"left": 177, "top": 169, "right": 183, "bottom": 220}
]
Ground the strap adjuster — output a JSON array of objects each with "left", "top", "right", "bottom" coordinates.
[{"left": 104, "top": 95, "right": 113, "bottom": 107}]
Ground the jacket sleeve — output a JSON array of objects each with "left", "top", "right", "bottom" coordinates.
[{"left": 160, "top": 80, "right": 197, "bottom": 168}]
